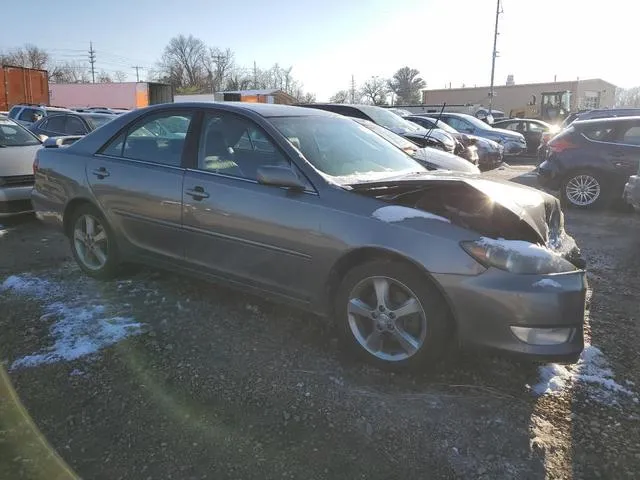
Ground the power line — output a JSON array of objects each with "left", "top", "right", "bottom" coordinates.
[{"left": 88, "top": 41, "right": 96, "bottom": 83}]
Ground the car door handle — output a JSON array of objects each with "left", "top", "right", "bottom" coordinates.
[
  {"left": 91, "top": 167, "right": 110, "bottom": 179},
  {"left": 185, "top": 186, "right": 210, "bottom": 200}
]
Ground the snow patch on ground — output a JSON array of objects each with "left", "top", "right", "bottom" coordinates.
[
  {"left": 532, "top": 278, "right": 563, "bottom": 289},
  {"left": 372, "top": 206, "right": 451, "bottom": 224},
  {"left": 2, "top": 274, "right": 55, "bottom": 298},
  {"left": 533, "top": 344, "right": 634, "bottom": 404},
  {"left": 2, "top": 273, "right": 144, "bottom": 370}
]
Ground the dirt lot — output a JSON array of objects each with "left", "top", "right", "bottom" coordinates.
[{"left": 1, "top": 168, "right": 640, "bottom": 479}]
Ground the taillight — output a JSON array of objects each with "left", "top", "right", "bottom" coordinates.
[
  {"left": 33, "top": 156, "right": 39, "bottom": 175},
  {"left": 548, "top": 137, "right": 577, "bottom": 153}
]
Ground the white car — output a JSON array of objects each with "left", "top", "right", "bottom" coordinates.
[{"left": 0, "top": 117, "right": 42, "bottom": 217}]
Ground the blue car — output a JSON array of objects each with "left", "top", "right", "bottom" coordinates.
[{"left": 537, "top": 116, "right": 640, "bottom": 209}]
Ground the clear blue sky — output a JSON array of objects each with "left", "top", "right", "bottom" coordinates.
[{"left": 3, "top": 0, "right": 638, "bottom": 100}]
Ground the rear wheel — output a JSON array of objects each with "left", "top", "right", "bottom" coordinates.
[
  {"left": 561, "top": 170, "right": 609, "bottom": 209},
  {"left": 335, "top": 260, "right": 453, "bottom": 370},
  {"left": 69, "top": 204, "right": 121, "bottom": 279}
]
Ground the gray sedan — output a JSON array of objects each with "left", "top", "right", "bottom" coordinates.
[
  {"left": 0, "top": 117, "right": 41, "bottom": 217},
  {"left": 32, "top": 102, "right": 587, "bottom": 369}
]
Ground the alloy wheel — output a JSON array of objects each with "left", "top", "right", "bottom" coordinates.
[
  {"left": 565, "top": 174, "right": 601, "bottom": 206},
  {"left": 73, "top": 214, "right": 109, "bottom": 271},
  {"left": 347, "top": 276, "right": 427, "bottom": 362}
]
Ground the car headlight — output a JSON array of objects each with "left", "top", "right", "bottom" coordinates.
[{"left": 460, "top": 238, "right": 577, "bottom": 274}]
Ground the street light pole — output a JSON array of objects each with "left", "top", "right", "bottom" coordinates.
[{"left": 488, "top": 0, "right": 502, "bottom": 117}]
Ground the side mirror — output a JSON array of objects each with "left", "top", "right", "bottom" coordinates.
[
  {"left": 256, "top": 165, "right": 306, "bottom": 191},
  {"left": 37, "top": 134, "right": 48, "bottom": 142}
]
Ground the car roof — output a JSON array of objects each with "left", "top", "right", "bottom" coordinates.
[
  {"left": 573, "top": 116, "right": 640, "bottom": 126},
  {"left": 144, "top": 101, "right": 335, "bottom": 118}
]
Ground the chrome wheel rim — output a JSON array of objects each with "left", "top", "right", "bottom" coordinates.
[
  {"left": 73, "top": 214, "right": 109, "bottom": 271},
  {"left": 347, "top": 276, "right": 427, "bottom": 362},
  {"left": 566, "top": 175, "right": 601, "bottom": 206}
]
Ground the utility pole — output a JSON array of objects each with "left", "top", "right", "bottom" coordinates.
[
  {"left": 350, "top": 75, "right": 356, "bottom": 103},
  {"left": 253, "top": 61, "right": 258, "bottom": 89},
  {"left": 211, "top": 54, "right": 225, "bottom": 93},
  {"left": 131, "top": 65, "right": 144, "bottom": 82},
  {"left": 88, "top": 41, "right": 96, "bottom": 84},
  {"left": 488, "top": 0, "right": 502, "bottom": 117}
]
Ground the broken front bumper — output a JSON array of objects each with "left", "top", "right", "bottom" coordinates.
[{"left": 433, "top": 268, "right": 587, "bottom": 362}]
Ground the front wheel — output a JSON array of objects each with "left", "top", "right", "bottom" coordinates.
[
  {"left": 69, "top": 204, "right": 121, "bottom": 279},
  {"left": 561, "top": 170, "right": 608, "bottom": 209},
  {"left": 335, "top": 260, "right": 453, "bottom": 370}
]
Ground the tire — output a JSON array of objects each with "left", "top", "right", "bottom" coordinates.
[
  {"left": 334, "top": 260, "right": 453, "bottom": 370},
  {"left": 561, "top": 169, "right": 610, "bottom": 210},
  {"left": 68, "top": 203, "right": 121, "bottom": 279}
]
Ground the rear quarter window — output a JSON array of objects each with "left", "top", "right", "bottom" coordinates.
[{"left": 581, "top": 125, "right": 617, "bottom": 142}]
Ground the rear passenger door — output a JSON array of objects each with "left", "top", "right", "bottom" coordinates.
[
  {"left": 88, "top": 109, "right": 195, "bottom": 261},
  {"left": 611, "top": 121, "right": 640, "bottom": 179}
]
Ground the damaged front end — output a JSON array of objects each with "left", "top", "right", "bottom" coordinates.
[{"left": 350, "top": 175, "right": 585, "bottom": 270}]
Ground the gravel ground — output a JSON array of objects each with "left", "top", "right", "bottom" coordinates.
[{"left": 1, "top": 190, "right": 639, "bottom": 479}]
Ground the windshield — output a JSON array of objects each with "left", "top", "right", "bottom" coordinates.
[
  {"left": 270, "top": 116, "right": 425, "bottom": 183},
  {"left": 359, "top": 106, "right": 421, "bottom": 132},
  {"left": 0, "top": 118, "right": 40, "bottom": 146},
  {"left": 86, "top": 114, "right": 115, "bottom": 129},
  {"left": 457, "top": 114, "right": 492, "bottom": 131},
  {"left": 424, "top": 117, "right": 459, "bottom": 134},
  {"left": 352, "top": 119, "right": 418, "bottom": 152}
]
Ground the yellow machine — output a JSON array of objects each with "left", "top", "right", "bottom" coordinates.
[{"left": 510, "top": 91, "right": 572, "bottom": 122}]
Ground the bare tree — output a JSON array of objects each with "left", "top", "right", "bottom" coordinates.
[
  {"left": 388, "top": 67, "right": 426, "bottom": 104},
  {"left": 48, "top": 62, "right": 90, "bottom": 83},
  {"left": 329, "top": 90, "right": 349, "bottom": 103},
  {"left": 205, "top": 47, "right": 234, "bottom": 92},
  {"left": 113, "top": 70, "right": 128, "bottom": 82},
  {"left": 97, "top": 70, "right": 113, "bottom": 83},
  {"left": 615, "top": 87, "right": 640, "bottom": 108},
  {"left": 297, "top": 92, "right": 316, "bottom": 104},
  {"left": 360, "top": 76, "right": 389, "bottom": 105},
  {"left": 159, "top": 34, "right": 207, "bottom": 90},
  {"left": 0, "top": 44, "right": 50, "bottom": 69}
]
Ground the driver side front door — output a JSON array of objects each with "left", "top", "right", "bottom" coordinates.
[{"left": 182, "top": 110, "right": 321, "bottom": 302}]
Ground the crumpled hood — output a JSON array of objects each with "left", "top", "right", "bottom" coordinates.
[{"left": 349, "top": 173, "right": 563, "bottom": 246}]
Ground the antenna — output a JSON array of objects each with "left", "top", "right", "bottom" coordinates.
[
  {"left": 424, "top": 102, "right": 446, "bottom": 145},
  {"left": 488, "top": 0, "right": 502, "bottom": 117},
  {"left": 350, "top": 75, "right": 356, "bottom": 104},
  {"left": 88, "top": 41, "right": 96, "bottom": 84}
]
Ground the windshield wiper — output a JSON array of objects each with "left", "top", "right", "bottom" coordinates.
[{"left": 0, "top": 144, "right": 7, "bottom": 148}]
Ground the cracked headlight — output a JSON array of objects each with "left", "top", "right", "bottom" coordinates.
[{"left": 461, "top": 238, "right": 577, "bottom": 274}]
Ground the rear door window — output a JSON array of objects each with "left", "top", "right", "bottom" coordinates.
[
  {"left": 66, "top": 116, "right": 88, "bottom": 135},
  {"left": 121, "top": 111, "right": 193, "bottom": 166},
  {"left": 45, "top": 115, "right": 67, "bottom": 134},
  {"left": 581, "top": 124, "right": 617, "bottom": 142}
]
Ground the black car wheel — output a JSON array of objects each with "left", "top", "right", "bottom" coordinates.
[
  {"left": 335, "top": 260, "right": 453, "bottom": 370},
  {"left": 69, "top": 204, "right": 121, "bottom": 279},
  {"left": 561, "top": 170, "right": 609, "bottom": 209}
]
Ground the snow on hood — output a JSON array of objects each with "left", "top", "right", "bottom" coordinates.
[{"left": 372, "top": 205, "right": 451, "bottom": 224}]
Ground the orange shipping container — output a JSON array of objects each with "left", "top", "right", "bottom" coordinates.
[{"left": 0, "top": 65, "right": 50, "bottom": 111}]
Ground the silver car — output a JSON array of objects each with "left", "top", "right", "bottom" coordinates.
[
  {"left": 32, "top": 103, "right": 587, "bottom": 369},
  {"left": 0, "top": 117, "right": 41, "bottom": 217}
]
